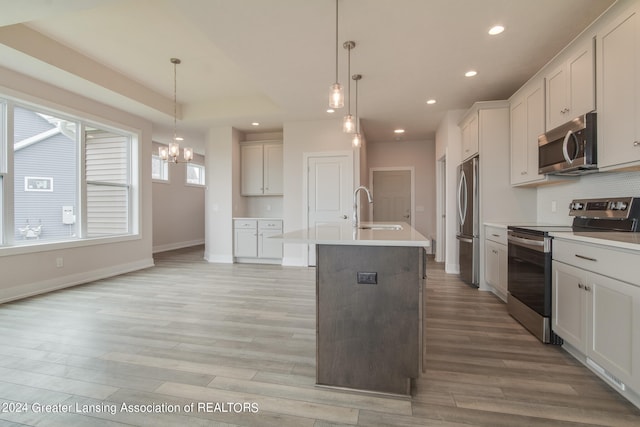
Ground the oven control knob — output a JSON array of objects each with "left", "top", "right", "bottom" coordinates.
[
  {"left": 617, "top": 201, "right": 628, "bottom": 211},
  {"left": 571, "top": 202, "right": 584, "bottom": 210}
]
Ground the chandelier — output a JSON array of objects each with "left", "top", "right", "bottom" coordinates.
[{"left": 159, "top": 58, "right": 193, "bottom": 163}]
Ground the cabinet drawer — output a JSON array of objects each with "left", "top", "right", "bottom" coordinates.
[
  {"left": 553, "top": 239, "right": 640, "bottom": 286},
  {"left": 234, "top": 219, "right": 257, "bottom": 229},
  {"left": 258, "top": 219, "right": 283, "bottom": 230},
  {"left": 485, "top": 225, "right": 507, "bottom": 245}
]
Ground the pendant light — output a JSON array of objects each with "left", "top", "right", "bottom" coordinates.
[
  {"left": 342, "top": 41, "right": 356, "bottom": 133},
  {"left": 329, "top": 0, "right": 344, "bottom": 109},
  {"left": 159, "top": 58, "right": 193, "bottom": 164},
  {"left": 352, "top": 74, "right": 362, "bottom": 148}
]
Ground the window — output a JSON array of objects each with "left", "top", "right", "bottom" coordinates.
[
  {"left": 186, "top": 163, "right": 205, "bottom": 186},
  {"left": 152, "top": 154, "right": 168, "bottom": 181},
  {"left": 0, "top": 97, "right": 138, "bottom": 249},
  {"left": 85, "top": 127, "right": 131, "bottom": 237},
  {"left": 13, "top": 106, "right": 78, "bottom": 242}
]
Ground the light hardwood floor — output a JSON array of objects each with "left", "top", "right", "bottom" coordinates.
[{"left": 0, "top": 245, "right": 639, "bottom": 426}]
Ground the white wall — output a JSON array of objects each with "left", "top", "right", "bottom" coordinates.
[
  {"left": 435, "top": 110, "right": 465, "bottom": 273},
  {"left": 204, "top": 126, "right": 240, "bottom": 263},
  {"left": 282, "top": 119, "right": 358, "bottom": 266},
  {"left": 0, "top": 65, "right": 153, "bottom": 303},
  {"left": 151, "top": 142, "right": 205, "bottom": 253},
  {"left": 366, "top": 139, "right": 435, "bottom": 240}
]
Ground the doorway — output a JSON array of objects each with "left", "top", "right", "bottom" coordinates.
[
  {"left": 369, "top": 168, "right": 414, "bottom": 226},
  {"left": 305, "top": 152, "right": 353, "bottom": 266}
]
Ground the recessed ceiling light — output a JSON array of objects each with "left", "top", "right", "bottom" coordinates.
[
  {"left": 465, "top": 70, "right": 478, "bottom": 77},
  {"left": 488, "top": 25, "right": 504, "bottom": 35},
  {"left": 327, "top": 108, "right": 335, "bottom": 113},
  {"left": 394, "top": 129, "right": 405, "bottom": 134},
  {"left": 251, "top": 122, "right": 260, "bottom": 126},
  {"left": 426, "top": 99, "right": 437, "bottom": 105}
]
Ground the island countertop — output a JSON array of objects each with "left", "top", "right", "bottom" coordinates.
[{"left": 277, "top": 221, "right": 430, "bottom": 247}]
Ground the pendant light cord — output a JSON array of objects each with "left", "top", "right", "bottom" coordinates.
[
  {"left": 347, "top": 45, "right": 351, "bottom": 114},
  {"left": 335, "top": 0, "right": 339, "bottom": 83},
  {"left": 173, "top": 60, "right": 177, "bottom": 142}
]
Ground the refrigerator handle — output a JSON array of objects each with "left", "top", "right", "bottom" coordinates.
[{"left": 457, "top": 170, "right": 467, "bottom": 226}]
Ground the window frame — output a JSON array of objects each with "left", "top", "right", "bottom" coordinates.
[
  {"left": 0, "top": 93, "right": 141, "bottom": 256},
  {"left": 151, "top": 153, "right": 169, "bottom": 183},
  {"left": 185, "top": 162, "right": 206, "bottom": 187}
]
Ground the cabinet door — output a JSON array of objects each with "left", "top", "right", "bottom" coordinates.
[
  {"left": 496, "top": 243, "right": 508, "bottom": 299},
  {"left": 510, "top": 80, "right": 546, "bottom": 186},
  {"left": 597, "top": 5, "right": 640, "bottom": 169},
  {"left": 545, "top": 64, "right": 566, "bottom": 130},
  {"left": 510, "top": 95, "right": 527, "bottom": 184},
  {"left": 234, "top": 228, "right": 258, "bottom": 257},
  {"left": 461, "top": 113, "right": 478, "bottom": 160},
  {"left": 587, "top": 272, "right": 640, "bottom": 389},
  {"left": 484, "top": 240, "right": 500, "bottom": 289},
  {"left": 263, "top": 144, "right": 283, "bottom": 195},
  {"left": 240, "top": 145, "right": 264, "bottom": 195},
  {"left": 567, "top": 40, "right": 595, "bottom": 119},
  {"left": 259, "top": 229, "right": 283, "bottom": 258},
  {"left": 552, "top": 261, "right": 587, "bottom": 352}
]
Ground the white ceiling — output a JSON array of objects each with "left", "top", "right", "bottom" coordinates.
[{"left": 0, "top": 0, "right": 615, "bottom": 153}]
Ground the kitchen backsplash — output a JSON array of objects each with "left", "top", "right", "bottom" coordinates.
[{"left": 537, "top": 171, "right": 640, "bottom": 224}]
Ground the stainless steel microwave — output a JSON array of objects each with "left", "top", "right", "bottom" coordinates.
[{"left": 538, "top": 112, "right": 597, "bottom": 176}]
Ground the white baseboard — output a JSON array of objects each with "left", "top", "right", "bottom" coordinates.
[
  {"left": 153, "top": 239, "right": 204, "bottom": 254},
  {"left": 282, "top": 256, "right": 307, "bottom": 267},
  {"left": 204, "top": 252, "right": 233, "bottom": 263},
  {"left": 0, "top": 258, "right": 155, "bottom": 304}
]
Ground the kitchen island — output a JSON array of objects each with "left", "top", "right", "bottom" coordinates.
[{"left": 280, "top": 222, "right": 430, "bottom": 396}]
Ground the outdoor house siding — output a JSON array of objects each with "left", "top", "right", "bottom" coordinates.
[
  {"left": 86, "top": 130, "right": 130, "bottom": 237},
  {"left": 13, "top": 106, "right": 77, "bottom": 242}
]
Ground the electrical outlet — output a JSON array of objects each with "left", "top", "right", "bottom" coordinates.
[{"left": 56, "top": 257, "right": 64, "bottom": 268}]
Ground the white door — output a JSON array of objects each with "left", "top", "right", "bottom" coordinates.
[
  {"left": 307, "top": 154, "right": 352, "bottom": 266},
  {"left": 371, "top": 169, "right": 412, "bottom": 224}
]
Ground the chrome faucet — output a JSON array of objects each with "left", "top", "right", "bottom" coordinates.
[{"left": 353, "top": 186, "right": 373, "bottom": 227}]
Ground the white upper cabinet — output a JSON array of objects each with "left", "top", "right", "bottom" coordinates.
[
  {"left": 597, "top": 3, "right": 640, "bottom": 171},
  {"left": 240, "top": 141, "right": 283, "bottom": 196},
  {"left": 545, "top": 38, "right": 595, "bottom": 130},
  {"left": 460, "top": 112, "right": 479, "bottom": 161},
  {"left": 510, "top": 79, "right": 550, "bottom": 186}
]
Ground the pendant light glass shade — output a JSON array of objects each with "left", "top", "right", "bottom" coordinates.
[
  {"left": 329, "top": 83, "right": 344, "bottom": 108},
  {"left": 343, "top": 114, "right": 355, "bottom": 133},
  {"left": 352, "top": 133, "right": 362, "bottom": 148}
]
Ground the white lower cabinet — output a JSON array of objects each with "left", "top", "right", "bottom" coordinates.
[
  {"left": 552, "top": 240, "right": 640, "bottom": 397},
  {"left": 233, "top": 219, "right": 283, "bottom": 263},
  {"left": 484, "top": 225, "right": 507, "bottom": 302}
]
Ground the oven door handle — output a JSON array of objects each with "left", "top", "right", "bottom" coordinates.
[{"left": 507, "top": 235, "right": 545, "bottom": 247}]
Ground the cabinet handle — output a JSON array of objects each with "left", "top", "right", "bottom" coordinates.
[
  {"left": 634, "top": 141, "right": 640, "bottom": 147},
  {"left": 578, "top": 283, "right": 584, "bottom": 289},
  {"left": 584, "top": 285, "right": 591, "bottom": 292},
  {"left": 575, "top": 254, "right": 597, "bottom": 262},
  {"left": 492, "top": 249, "right": 498, "bottom": 254},
  {"left": 492, "top": 234, "right": 500, "bottom": 237},
  {"left": 520, "top": 171, "right": 527, "bottom": 175},
  {"left": 341, "top": 215, "right": 348, "bottom": 219}
]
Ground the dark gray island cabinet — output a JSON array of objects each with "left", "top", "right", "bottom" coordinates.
[{"left": 279, "top": 222, "right": 429, "bottom": 396}]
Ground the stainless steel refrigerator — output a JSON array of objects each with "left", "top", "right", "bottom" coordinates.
[{"left": 456, "top": 155, "right": 479, "bottom": 287}]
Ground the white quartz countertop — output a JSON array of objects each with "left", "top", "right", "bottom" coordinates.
[
  {"left": 276, "top": 222, "right": 430, "bottom": 247},
  {"left": 550, "top": 231, "right": 640, "bottom": 251}
]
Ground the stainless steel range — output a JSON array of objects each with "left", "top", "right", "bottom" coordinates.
[{"left": 507, "top": 197, "right": 640, "bottom": 343}]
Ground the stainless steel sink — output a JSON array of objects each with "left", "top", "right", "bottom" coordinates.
[{"left": 358, "top": 224, "right": 403, "bottom": 231}]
